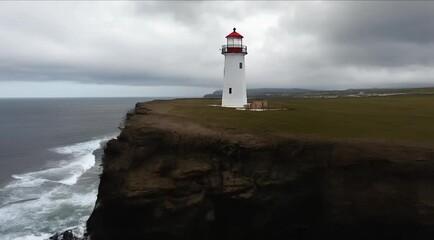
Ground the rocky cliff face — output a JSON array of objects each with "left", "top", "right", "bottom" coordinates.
[{"left": 87, "top": 101, "right": 434, "bottom": 240}]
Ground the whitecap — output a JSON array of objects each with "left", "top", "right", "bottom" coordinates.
[
  {"left": 52, "top": 138, "right": 105, "bottom": 156},
  {"left": 56, "top": 153, "right": 96, "bottom": 186},
  {"left": 7, "top": 175, "right": 49, "bottom": 189},
  {"left": 6, "top": 136, "right": 115, "bottom": 188},
  {"left": 13, "top": 233, "right": 51, "bottom": 240}
]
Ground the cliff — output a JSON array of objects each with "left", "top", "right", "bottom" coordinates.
[{"left": 87, "top": 100, "right": 434, "bottom": 240}]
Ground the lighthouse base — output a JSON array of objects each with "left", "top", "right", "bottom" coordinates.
[
  {"left": 221, "top": 105, "right": 247, "bottom": 108},
  {"left": 221, "top": 100, "right": 247, "bottom": 108}
]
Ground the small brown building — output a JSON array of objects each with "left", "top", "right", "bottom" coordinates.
[{"left": 247, "top": 100, "right": 268, "bottom": 110}]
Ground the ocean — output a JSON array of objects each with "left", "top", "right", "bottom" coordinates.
[{"left": 0, "top": 97, "right": 156, "bottom": 240}]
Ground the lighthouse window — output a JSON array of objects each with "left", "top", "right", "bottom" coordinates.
[
  {"left": 239, "top": 62, "right": 243, "bottom": 69},
  {"left": 229, "top": 88, "right": 232, "bottom": 94}
]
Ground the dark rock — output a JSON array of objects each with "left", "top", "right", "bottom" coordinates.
[{"left": 49, "top": 227, "right": 87, "bottom": 240}]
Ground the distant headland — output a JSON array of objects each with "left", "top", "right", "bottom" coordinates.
[{"left": 204, "top": 86, "right": 434, "bottom": 99}]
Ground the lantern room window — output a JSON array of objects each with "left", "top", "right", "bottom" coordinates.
[{"left": 227, "top": 38, "right": 242, "bottom": 47}]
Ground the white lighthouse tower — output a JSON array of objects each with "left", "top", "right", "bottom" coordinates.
[{"left": 221, "top": 28, "right": 248, "bottom": 108}]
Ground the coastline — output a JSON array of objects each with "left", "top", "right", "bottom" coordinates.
[{"left": 0, "top": 97, "right": 152, "bottom": 240}]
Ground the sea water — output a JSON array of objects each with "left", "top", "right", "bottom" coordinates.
[{"left": 0, "top": 98, "right": 155, "bottom": 240}]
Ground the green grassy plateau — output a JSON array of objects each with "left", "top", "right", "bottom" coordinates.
[{"left": 158, "top": 95, "right": 434, "bottom": 144}]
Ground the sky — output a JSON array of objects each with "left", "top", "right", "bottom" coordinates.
[{"left": 1, "top": 1, "right": 434, "bottom": 98}]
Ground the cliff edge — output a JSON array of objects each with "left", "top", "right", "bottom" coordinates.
[{"left": 87, "top": 100, "right": 434, "bottom": 240}]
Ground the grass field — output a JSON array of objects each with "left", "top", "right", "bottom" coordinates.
[{"left": 159, "top": 95, "right": 434, "bottom": 144}]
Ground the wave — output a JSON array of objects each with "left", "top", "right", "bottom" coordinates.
[
  {"left": 13, "top": 233, "right": 52, "bottom": 240},
  {"left": 0, "top": 197, "right": 39, "bottom": 208},
  {"left": 7, "top": 136, "right": 114, "bottom": 189},
  {"left": 0, "top": 135, "right": 117, "bottom": 240},
  {"left": 52, "top": 138, "right": 107, "bottom": 156}
]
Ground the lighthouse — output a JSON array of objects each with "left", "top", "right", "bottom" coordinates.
[{"left": 221, "top": 28, "right": 248, "bottom": 108}]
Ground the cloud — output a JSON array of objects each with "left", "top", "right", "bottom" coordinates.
[{"left": 0, "top": 1, "right": 434, "bottom": 90}]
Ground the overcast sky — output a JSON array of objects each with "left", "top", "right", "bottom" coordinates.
[{"left": 1, "top": 1, "right": 434, "bottom": 97}]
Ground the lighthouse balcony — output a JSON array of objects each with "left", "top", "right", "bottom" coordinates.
[{"left": 221, "top": 45, "right": 248, "bottom": 54}]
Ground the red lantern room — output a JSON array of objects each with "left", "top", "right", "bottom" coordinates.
[{"left": 221, "top": 28, "right": 248, "bottom": 54}]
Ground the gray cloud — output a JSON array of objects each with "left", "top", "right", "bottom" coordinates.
[
  {"left": 0, "top": 1, "right": 434, "bottom": 90},
  {"left": 305, "top": 2, "right": 434, "bottom": 68}
]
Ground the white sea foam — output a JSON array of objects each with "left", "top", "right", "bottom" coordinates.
[
  {"left": 51, "top": 138, "right": 110, "bottom": 185},
  {"left": 13, "top": 233, "right": 51, "bottom": 240},
  {"left": 7, "top": 136, "right": 113, "bottom": 189},
  {"left": 0, "top": 135, "right": 116, "bottom": 240},
  {"left": 52, "top": 138, "right": 105, "bottom": 156},
  {"left": 57, "top": 153, "right": 96, "bottom": 186}
]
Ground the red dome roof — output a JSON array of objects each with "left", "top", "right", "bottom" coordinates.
[{"left": 226, "top": 28, "right": 244, "bottom": 39}]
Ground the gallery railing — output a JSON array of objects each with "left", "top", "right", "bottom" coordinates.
[{"left": 221, "top": 45, "right": 248, "bottom": 54}]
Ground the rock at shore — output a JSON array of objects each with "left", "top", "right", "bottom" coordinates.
[
  {"left": 86, "top": 100, "right": 434, "bottom": 240},
  {"left": 49, "top": 227, "right": 86, "bottom": 240}
]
